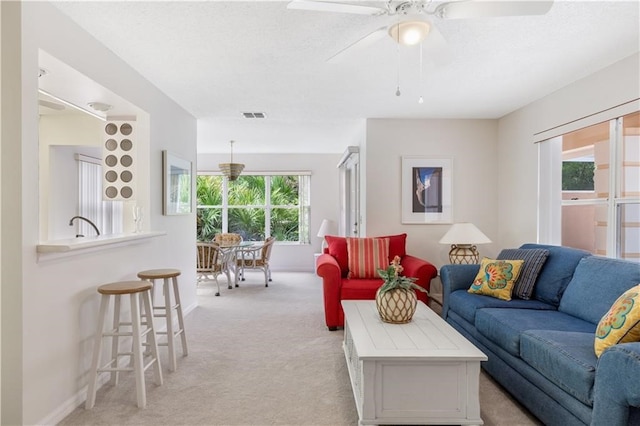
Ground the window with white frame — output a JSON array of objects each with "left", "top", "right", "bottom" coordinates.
[
  {"left": 76, "top": 154, "right": 123, "bottom": 236},
  {"left": 196, "top": 173, "right": 310, "bottom": 243},
  {"left": 538, "top": 111, "right": 640, "bottom": 261}
]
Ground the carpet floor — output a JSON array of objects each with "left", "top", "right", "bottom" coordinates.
[{"left": 59, "top": 271, "right": 541, "bottom": 426}]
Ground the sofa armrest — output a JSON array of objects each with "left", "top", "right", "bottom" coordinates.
[
  {"left": 316, "top": 253, "right": 343, "bottom": 329},
  {"left": 401, "top": 255, "right": 438, "bottom": 304},
  {"left": 592, "top": 342, "right": 640, "bottom": 425},
  {"left": 440, "top": 264, "right": 480, "bottom": 319}
]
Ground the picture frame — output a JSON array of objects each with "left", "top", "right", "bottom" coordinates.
[
  {"left": 401, "top": 156, "right": 453, "bottom": 224},
  {"left": 163, "top": 150, "right": 193, "bottom": 215}
]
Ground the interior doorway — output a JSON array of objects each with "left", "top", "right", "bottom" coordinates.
[{"left": 338, "top": 146, "right": 360, "bottom": 237}]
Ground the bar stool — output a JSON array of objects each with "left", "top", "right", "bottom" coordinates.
[
  {"left": 86, "top": 281, "right": 163, "bottom": 409},
  {"left": 137, "top": 268, "right": 188, "bottom": 372}
]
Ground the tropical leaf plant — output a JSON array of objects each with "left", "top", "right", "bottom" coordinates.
[
  {"left": 377, "top": 256, "right": 428, "bottom": 296},
  {"left": 196, "top": 174, "right": 302, "bottom": 242}
]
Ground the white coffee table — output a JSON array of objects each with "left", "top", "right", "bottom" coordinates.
[{"left": 342, "top": 300, "right": 487, "bottom": 425}]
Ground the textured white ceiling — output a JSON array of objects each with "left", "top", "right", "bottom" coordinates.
[{"left": 51, "top": 1, "right": 640, "bottom": 153}]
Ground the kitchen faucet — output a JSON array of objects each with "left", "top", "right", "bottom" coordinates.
[{"left": 69, "top": 216, "right": 101, "bottom": 237}]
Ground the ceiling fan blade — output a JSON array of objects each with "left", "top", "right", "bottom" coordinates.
[
  {"left": 327, "top": 26, "right": 388, "bottom": 63},
  {"left": 287, "top": 0, "right": 386, "bottom": 16},
  {"left": 437, "top": 0, "right": 553, "bottom": 19},
  {"left": 422, "top": 24, "right": 452, "bottom": 67}
]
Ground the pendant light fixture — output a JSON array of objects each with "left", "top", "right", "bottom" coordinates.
[{"left": 219, "top": 140, "right": 244, "bottom": 181}]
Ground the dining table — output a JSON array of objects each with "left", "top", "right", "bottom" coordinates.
[{"left": 216, "top": 240, "right": 256, "bottom": 288}]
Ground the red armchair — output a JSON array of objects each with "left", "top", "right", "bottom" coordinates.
[{"left": 316, "top": 233, "right": 438, "bottom": 331}]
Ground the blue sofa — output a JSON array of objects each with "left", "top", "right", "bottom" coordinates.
[{"left": 440, "top": 243, "right": 640, "bottom": 426}]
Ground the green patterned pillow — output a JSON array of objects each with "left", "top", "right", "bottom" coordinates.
[
  {"left": 468, "top": 258, "right": 524, "bottom": 301},
  {"left": 595, "top": 284, "right": 640, "bottom": 357}
]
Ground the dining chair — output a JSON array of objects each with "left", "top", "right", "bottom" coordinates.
[
  {"left": 196, "top": 242, "right": 225, "bottom": 296},
  {"left": 236, "top": 236, "right": 276, "bottom": 286},
  {"left": 213, "top": 233, "right": 243, "bottom": 245}
]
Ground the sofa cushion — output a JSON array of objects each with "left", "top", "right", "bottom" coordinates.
[
  {"left": 325, "top": 235, "right": 350, "bottom": 277},
  {"left": 595, "top": 284, "right": 640, "bottom": 357},
  {"left": 519, "top": 243, "right": 591, "bottom": 306},
  {"left": 520, "top": 330, "right": 597, "bottom": 406},
  {"left": 469, "top": 258, "right": 524, "bottom": 301},
  {"left": 497, "top": 248, "right": 549, "bottom": 300},
  {"left": 475, "top": 308, "right": 596, "bottom": 357},
  {"left": 340, "top": 278, "right": 383, "bottom": 300},
  {"left": 346, "top": 237, "right": 389, "bottom": 279},
  {"left": 559, "top": 256, "right": 640, "bottom": 325},
  {"left": 378, "top": 233, "right": 407, "bottom": 259},
  {"left": 325, "top": 234, "right": 407, "bottom": 277},
  {"left": 448, "top": 290, "right": 556, "bottom": 324}
]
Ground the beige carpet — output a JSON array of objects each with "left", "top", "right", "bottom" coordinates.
[{"left": 60, "top": 272, "right": 541, "bottom": 426}]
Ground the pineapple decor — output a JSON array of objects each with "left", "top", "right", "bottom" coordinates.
[{"left": 375, "top": 255, "right": 427, "bottom": 324}]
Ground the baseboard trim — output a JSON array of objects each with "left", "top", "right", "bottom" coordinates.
[{"left": 36, "top": 302, "right": 198, "bottom": 425}]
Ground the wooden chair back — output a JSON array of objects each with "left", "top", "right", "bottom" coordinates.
[{"left": 197, "top": 242, "right": 221, "bottom": 272}]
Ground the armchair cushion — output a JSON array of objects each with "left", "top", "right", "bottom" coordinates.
[
  {"left": 325, "top": 233, "right": 408, "bottom": 277},
  {"left": 346, "top": 237, "right": 389, "bottom": 279}
]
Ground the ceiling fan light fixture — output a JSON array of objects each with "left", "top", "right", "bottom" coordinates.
[
  {"left": 388, "top": 20, "right": 430, "bottom": 46},
  {"left": 87, "top": 102, "right": 113, "bottom": 112}
]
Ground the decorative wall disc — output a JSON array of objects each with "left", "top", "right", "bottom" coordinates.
[{"left": 102, "top": 121, "right": 136, "bottom": 200}]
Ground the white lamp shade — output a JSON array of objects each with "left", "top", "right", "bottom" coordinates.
[
  {"left": 439, "top": 223, "right": 491, "bottom": 245},
  {"left": 317, "top": 219, "right": 336, "bottom": 238}
]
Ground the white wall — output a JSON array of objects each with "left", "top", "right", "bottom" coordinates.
[
  {"left": 198, "top": 153, "right": 341, "bottom": 272},
  {"left": 364, "top": 119, "right": 499, "bottom": 268},
  {"left": 497, "top": 53, "right": 640, "bottom": 249},
  {"left": 2, "top": 3, "right": 197, "bottom": 424},
  {"left": 1, "top": 2, "right": 23, "bottom": 422},
  {"left": 39, "top": 114, "right": 103, "bottom": 240}
]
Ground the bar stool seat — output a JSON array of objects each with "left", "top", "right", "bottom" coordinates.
[
  {"left": 137, "top": 268, "right": 188, "bottom": 372},
  {"left": 86, "top": 280, "right": 163, "bottom": 409}
]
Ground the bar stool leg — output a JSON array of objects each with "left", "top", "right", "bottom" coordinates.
[
  {"left": 163, "top": 277, "right": 177, "bottom": 372},
  {"left": 130, "top": 292, "right": 146, "bottom": 408},
  {"left": 142, "top": 289, "right": 163, "bottom": 386},
  {"left": 86, "top": 294, "right": 110, "bottom": 410},
  {"left": 140, "top": 285, "right": 154, "bottom": 357},
  {"left": 110, "top": 294, "right": 122, "bottom": 384},
  {"left": 172, "top": 276, "right": 189, "bottom": 356}
]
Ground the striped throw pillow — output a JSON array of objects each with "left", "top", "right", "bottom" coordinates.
[
  {"left": 346, "top": 237, "right": 390, "bottom": 279},
  {"left": 497, "top": 248, "right": 550, "bottom": 300}
]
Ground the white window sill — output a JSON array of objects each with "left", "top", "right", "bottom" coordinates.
[{"left": 37, "top": 231, "right": 166, "bottom": 255}]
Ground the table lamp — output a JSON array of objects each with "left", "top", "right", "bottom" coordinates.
[
  {"left": 439, "top": 222, "right": 491, "bottom": 264},
  {"left": 317, "top": 219, "right": 336, "bottom": 251}
]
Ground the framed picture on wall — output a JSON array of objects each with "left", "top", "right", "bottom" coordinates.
[
  {"left": 401, "top": 156, "right": 452, "bottom": 224},
  {"left": 163, "top": 150, "right": 193, "bottom": 215}
]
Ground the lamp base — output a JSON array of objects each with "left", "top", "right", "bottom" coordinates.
[{"left": 448, "top": 244, "right": 480, "bottom": 264}]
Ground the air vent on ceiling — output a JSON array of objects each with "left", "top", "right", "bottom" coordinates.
[{"left": 242, "top": 112, "right": 266, "bottom": 119}]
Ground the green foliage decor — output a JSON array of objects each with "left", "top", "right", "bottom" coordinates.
[
  {"left": 196, "top": 174, "right": 303, "bottom": 242},
  {"left": 562, "top": 161, "right": 595, "bottom": 191},
  {"left": 377, "top": 256, "right": 428, "bottom": 296}
]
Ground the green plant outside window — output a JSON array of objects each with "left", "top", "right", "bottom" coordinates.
[{"left": 196, "top": 174, "right": 310, "bottom": 243}]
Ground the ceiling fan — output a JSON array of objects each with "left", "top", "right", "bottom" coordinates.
[{"left": 287, "top": 0, "right": 554, "bottom": 62}]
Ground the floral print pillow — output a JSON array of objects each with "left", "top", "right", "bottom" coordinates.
[
  {"left": 468, "top": 258, "right": 524, "bottom": 301},
  {"left": 595, "top": 284, "right": 640, "bottom": 357}
]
